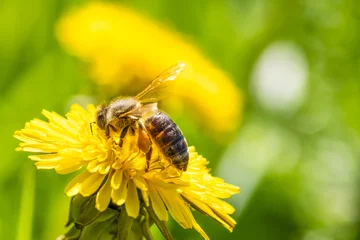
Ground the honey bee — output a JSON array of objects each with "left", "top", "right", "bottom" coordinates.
[{"left": 96, "top": 62, "right": 189, "bottom": 171}]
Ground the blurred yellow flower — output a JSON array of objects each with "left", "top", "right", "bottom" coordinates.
[
  {"left": 14, "top": 104, "right": 239, "bottom": 239},
  {"left": 56, "top": 2, "right": 243, "bottom": 134}
]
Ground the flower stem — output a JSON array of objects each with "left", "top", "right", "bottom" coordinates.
[
  {"left": 141, "top": 208, "right": 153, "bottom": 240},
  {"left": 117, "top": 208, "right": 133, "bottom": 240},
  {"left": 16, "top": 167, "right": 35, "bottom": 240},
  {"left": 145, "top": 205, "right": 174, "bottom": 240}
]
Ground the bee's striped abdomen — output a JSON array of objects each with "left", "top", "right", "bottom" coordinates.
[{"left": 145, "top": 112, "right": 189, "bottom": 171}]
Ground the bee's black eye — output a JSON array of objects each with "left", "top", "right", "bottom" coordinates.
[{"left": 96, "top": 106, "right": 107, "bottom": 130}]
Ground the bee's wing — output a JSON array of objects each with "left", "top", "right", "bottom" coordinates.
[{"left": 135, "top": 62, "right": 186, "bottom": 103}]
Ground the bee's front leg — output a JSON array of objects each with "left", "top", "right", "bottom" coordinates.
[
  {"left": 146, "top": 147, "right": 153, "bottom": 168},
  {"left": 105, "top": 125, "right": 110, "bottom": 137},
  {"left": 105, "top": 124, "right": 116, "bottom": 138},
  {"left": 119, "top": 125, "right": 129, "bottom": 147},
  {"left": 137, "top": 123, "right": 152, "bottom": 171}
]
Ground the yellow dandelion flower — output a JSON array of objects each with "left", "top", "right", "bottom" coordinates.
[
  {"left": 56, "top": 2, "right": 243, "bottom": 134},
  {"left": 14, "top": 104, "right": 239, "bottom": 239}
]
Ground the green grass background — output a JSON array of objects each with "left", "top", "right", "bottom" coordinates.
[{"left": 1, "top": 0, "right": 360, "bottom": 239}]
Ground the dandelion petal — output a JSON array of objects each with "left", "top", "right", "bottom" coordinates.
[
  {"left": 87, "top": 160, "right": 99, "bottom": 173},
  {"left": 158, "top": 188, "right": 192, "bottom": 228},
  {"left": 56, "top": 161, "right": 84, "bottom": 174},
  {"left": 65, "top": 171, "right": 92, "bottom": 196},
  {"left": 98, "top": 161, "right": 111, "bottom": 174},
  {"left": 80, "top": 172, "right": 106, "bottom": 196},
  {"left": 148, "top": 184, "right": 168, "bottom": 221},
  {"left": 125, "top": 180, "right": 140, "bottom": 218},
  {"left": 141, "top": 189, "right": 149, "bottom": 207},
  {"left": 112, "top": 177, "right": 128, "bottom": 205},
  {"left": 96, "top": 174, "right": 112, "bottom": 212},
  {"left": 133, "top": 177, "right": 147, "bottom": 191},
  {"left": 29, "top": 154, "right": 62, "bottom": 161},
  {"left": 35, "top": 161, "right": 60, "bottom": 169},
  {"left": 188, "top": 214, "right": 210, "bottom": 240},
  {"left": 111, "top": 169, "right": 123, "bottom": 189}
]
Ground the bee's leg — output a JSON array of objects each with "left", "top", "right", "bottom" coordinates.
[
  {"left": 119, "top": 125, "right": 129, "bottom": 147},
  {"left": 105, "top": 125, "right": 110, "bottom": 137},
  {"left": 146, "top": 147, "right": 152, "bottom": 160},
  {"left": 138, "top": 126, "right": 152, "bottom": 153},
  {"left": 163, "top": 163, "right": 182, "bottom": 178},
  {"left": 145, "top": 147, "right": 153, "bottom": 171},
  {"left": 137, "top": 123, "right": 152, "bottom": 171},
  {"left": 89, "top": 122, "right": 96, "bottom": 135},
  {"left": 130, "top": 126, "right": 136, "bottom": 135},
  {"left": 105, "top": 125, "right": 116, "bottom": 138}
]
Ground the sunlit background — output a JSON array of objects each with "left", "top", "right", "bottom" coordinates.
[{"left": 1, "top": 0, "right": 360, "bottom": 239}]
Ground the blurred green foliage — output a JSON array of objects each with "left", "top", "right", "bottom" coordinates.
[{"left": 1, "top": 0, "right": 360, "bottom": 239}]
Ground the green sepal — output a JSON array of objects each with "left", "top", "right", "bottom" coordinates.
[
  {"left": 62, "top": 197, "right": 160, "bottom": 240},
  {"left": 73, "top": 195, "right": 102, "bottom": 227},
  {"left": 128, "top": 216, "right": 144, "bottom": 240},
  {"left": 62, "top": 225, "right": 81, "bottom": 240},
  {"left": 78, "top": 215, "right": 117, "bottom": 240},
  {"left": 66, "top": 197, "right": 76, "bottom": 227}
]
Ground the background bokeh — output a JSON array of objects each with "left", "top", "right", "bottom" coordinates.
[{"left": 1, "top": 0, "right": 360, "bottom": 239}]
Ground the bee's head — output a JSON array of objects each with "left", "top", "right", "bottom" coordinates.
[{"left": 96, "top": 105, "right": 108, "bottom": 130}]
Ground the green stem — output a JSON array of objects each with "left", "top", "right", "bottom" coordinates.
[
  {"left": 117, "top": 208, "right": 133, "bottom": 240},
  {"left": 141, "top": 208, "right": 153, "bottom": 240},
  {"left": 16, "top": 167, "right": 35, "bottom": 240},
  {"left": 145, "top": 206, "right": 174, "bottom": 240}
]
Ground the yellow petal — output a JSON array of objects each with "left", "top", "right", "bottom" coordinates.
[
  {"left": 112, "top": 177, "right": 128, "bottom": 205},
  {"left": 212, "top": 183, "right": 240, "bottom": 195},
  {"left": 43, "top": 127, "right": 77, "bottom": 144},
  {"left": 141, "top": 189, "right": 149, "bottom": 207},
  {"left": 58, "top": 148, "right": 82, "bottom": 156},
  {"left": 212, "top": 208, "right": 236, "bottom": 231},
  {"left": 206, "top": 196, "right": 236, "bottom": 214},
  {"left": 55, "top": 161, "right": 84, "bottom": 174},
  {"left": 164, "top": 178, "right": 189, "bottom": 187},
  {"left": 188, "top": 146, "right": 195, "bottom": 152},
  {"left": 147, "top": 183, "right": 167, "bottom": 221},
  {"left": 125, "top": 180, "right": 140, "bottom": 218},
  {"left": 133, "top": 177, "right": 147, "bottom": 191},
  {"left": 182, "top": 192, "right": 235, "bottom": 231},
  {"left": 176, "top": 197, "right": 197, "bottom": 228},
  {"left": 87, "top": 160, "right": 99, "bottom": 172},
  {"left": 29, "top": 154, "right": 62, "bottom": 161},
  {"left": 82, "top": 148, "right": 100, "bottom": 160},
  {"left": 96, "top": 173, "right": 113, "bottom": 212},
  {"left": 98, "top": 161, "right": 111, "bottom": 174},
  {"left": 111, "top": 169, "right": 123, "bottom": 189},
  {"left": 158, "top": 188, "right": 192, "bottom": 229},
  {"left": 80, "top": 172, "right": 106, "bottom": 196},
  {"left": 42, "top": 110, "right": 78, "bottom": 137},
  {"left": 188, "top": 213, "right": 209, "bottom": 240},
  {"left": 26, "top": 119, "right": 49, "bottom": 131},
  {"left": 15, "top": 129, "right": 46, "bottom": 141},
  {"left": 20, "top": 143, "right": 58, "bottom": 153},
  {"left": 123, "top": 151, "right": 142, "bottom": 168},
  {"left": 35, "top": 161, "right": 60, "bottom": 169},
  {"left": 86, "top": 104, "right": 97, "bottom": 114},
  {"left": 111, "top": 159, "right": 123, "bottom": 169},
  {"left": 65, "top": 171, "right": 92, "bottom": 196},
  {"left": 149, "top": 175, "right": 179, "bottom": 189}
]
